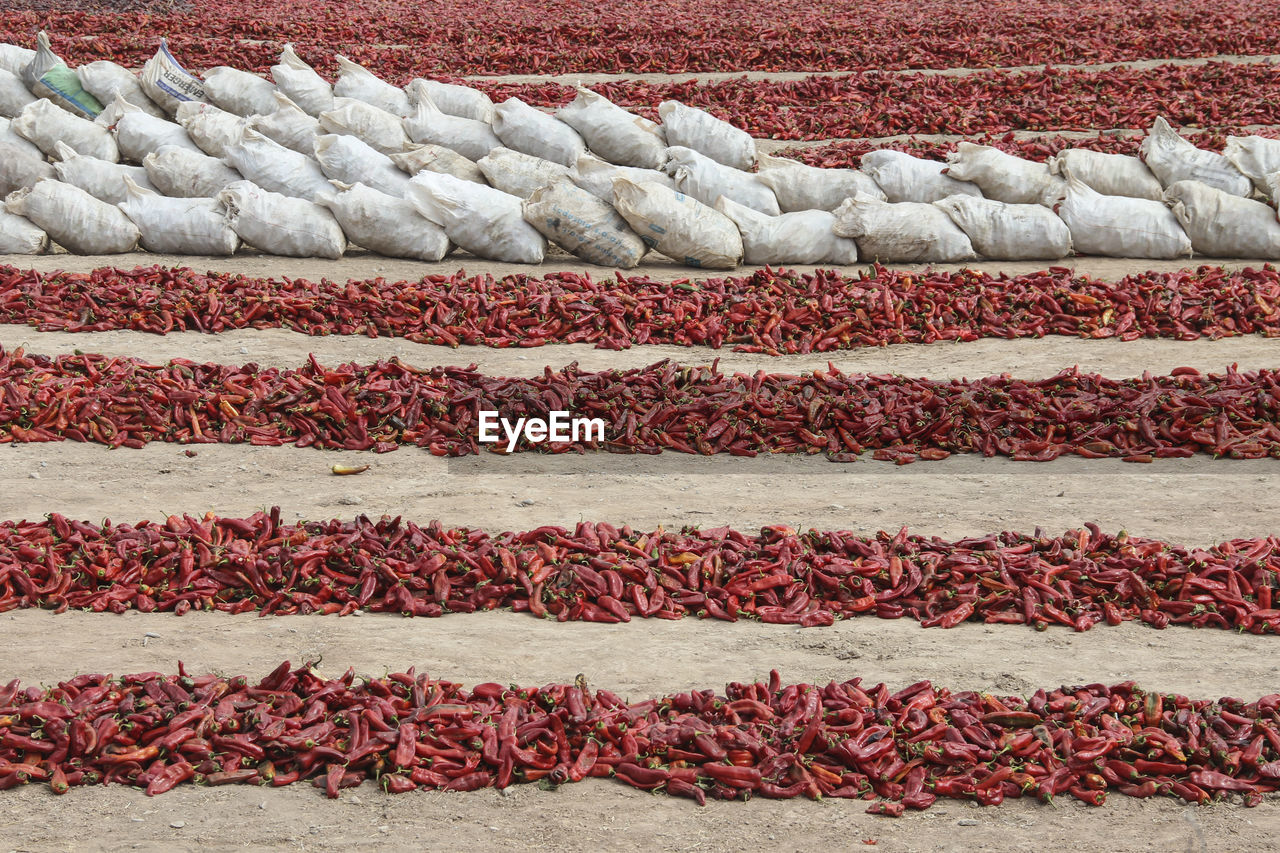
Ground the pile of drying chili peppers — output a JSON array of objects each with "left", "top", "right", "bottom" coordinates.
[
  {"left": 2, "top": 348, "right": 1280, "bottom": 462},
  {"left": 2, "top": 510, "right": 1277, "bottom": 633},
  {"left": 2, "top": 661, "right": 1278, "bottom": 807},
  {"left": 6, "top": 264, "right": 1280, "bottom": 353}
]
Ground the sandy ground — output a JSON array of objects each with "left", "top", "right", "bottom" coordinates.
[{"left": 4, "top": 235, "right": 1280, "bottom": 848}]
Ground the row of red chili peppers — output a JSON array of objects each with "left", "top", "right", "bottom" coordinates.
[
  {"left": 2, "top": 660, "right": 1277, "bottom": 808},
  {"left": 2, "top": 348, "right": 1279, "bottom": 462},
  {"left": 6, "top": 264, "right": 1280, "bottom": 354},
  {"left": 782, "top": 127, "right": 1280, "bottom": 169},
  {"left": 3, "top": 509, "right": 1278, "bottom": 633},
  {"left": 8, "top": 0, "right": 1279, "bottom": 77}
]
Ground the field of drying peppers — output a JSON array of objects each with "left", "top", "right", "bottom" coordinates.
[{"left": 4, "top": 1, "right": 1280, "bottom": 850}]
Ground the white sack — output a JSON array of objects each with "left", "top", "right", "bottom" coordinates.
[
  {"left": 944, "top": 142, "right": 1064, "bottom": 205},
  {"left": 0, "top": 44, "right": 35, "bottom": 77},
  {"left": 715, "top": 196, "right": 859, "bottom": 266},
  {"left": 0, "top": 68, "right": 36, "bottom": 118},
  {"left": 1223, "top": 135, "right": 1280, "bottom": 196},
  {"left": 77, "top": 60, "right": 167, "bottom": 119},
  {"left": 391, "top": 143, "right": 487, "bottom": 184},
  {"left": 202, "top": 66, "right": 278, "bottom": 117},
  {"left": 0, "top": 116, "right": 42, "bottom": 158},
  {"left": 118, "top": 176, "right": 240, "bottom": 255},
  {"left": 23, "top": 31, "right": 103, "bottom": 119},
  {"left": 176, "top": 101, "right": 249, "bottom": 159},
  {"left": 570, "top": 154, "right": 675, "bottom": 201},
  {"left": 218, "top": 180, "right": 345, "bottom": 258},
  {"left": 52, "top": 140, "right": 155, "bottom": 204},
  {"left": 1054, "top": 174, "right": 1191, "bottom": 259},
  {"left": 657, "top": 101, "right": 755, "bottom": 171},
  {"left": 755, "top": 152, "right": 884, "bottom": 212},
  {"left": 403, "top": 97, "right": 502, "bottom": 161},
  {"left": 935, "top": 194, "right": 1072, "bottom": 260},
  {"left": 406, "top": 78, "right": 494, "bottom": 123},
  {"left": 556, "top": 87, "right": 665, "bottom": 170},
  {"left": 144, "top": 145, "right": 243, "bottom": 198},
  {"left": 610, "top": 177, "right": 742, "bottom": 269},
  {"left": 1141, "top": 117, "right": 1251, "bottom": 196},
  {"left": 522, "top": 176, "right": 647, "bottom": 268},
  {"left": 100, "top": 94, "right": 201, "bottom": 162},
  {"left": 1165, "top": 179, "right": 1280, "bottom": 258},
  {"left": 251, "top": 93, "right": 321, "bottom": 154},
  {"left": 405, "top": 171, "right": 545, "bottom": 263},
  {"left": 223, "top": 127, "right": 332, "bottom": 201},
  {"left": 317, "top": 181, "right": 449, "bottom": 261},
  {"left": 6, "top": 178, "right": 139, "bottom": 254},
  {"left": 1047, "top": 149, "right": 1164, "bottom": 201},
  {"left": 665, "top": 145, "right": 779, "bottom": 215},
  {"left": 139, "top": 39, "right": 208, "bottom": 115},
  {"left": 0, "top": 140, "right": 55, "bottom": 196},
  {"left": 0, "top": 209, "right": 47, "bottom": 254},
  {"left": 313, "top": 134, "right": 410, "bottom": 197},
  {"left": 491, "top": 98, "right": 585, "bottom": 167},
  {"left": 860, "top": 149, "right": 982, "bottom": 203},
  {"left": 318, "top": 97, "right": 409, "bottom": 154},
  {"left": 13, "top": 99, "right": 118, "bottom": 161},
  {"left": 271, "top": 44, "right": 333, "bottom": 117},
  {"left": 333, "top": 55, "right": 410, "bottom": 117},
  {"left": 477, "top": 147, "right": 571, "bottom": 199},
  {"left": 831, "top": 193, "right": 976, "bottom": 263}
]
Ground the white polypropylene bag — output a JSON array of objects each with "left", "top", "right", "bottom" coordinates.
[
  {"left": 665, "top": 146, "right": 780, "bottom": 215},
  {"left": 139, "top": 39, "right": 208, "bottom": 115},
  {"left": 1141, "top": 117, "right": 1251, "bottom": 196},
  {"left": 144, "top": 145, "right": 243, "bottom": 198},
  {"left": 1054, "top": 174, "right": 1191, "bottom": 259},
  {"left": 831, "top": 193, "right": 976, "bottom": 263},
  {"left": 657, "top": 101, "right": 755, "bottom": 171},
  {"left": 0, "top": 116, "right": 41, "bottom": 158},
  {"left": 0, "top": 209, "right": 47, "bottom": 254},
  {"left": 943, "top": 143, "right": 1063, "bottom": 206},
  {"left": 492, "top": 98, "right": 585, "bottom": 167},
  {"left": 1047, "top": 149, "right": 1164, "bottom": 201},
  {"left": 272, "top": 44, "right": 333, "bottom": 117},
  {"left": 333, "top": 55, "right": 410, "bottom": 117},
  {"left": 405, "top": 171, "right": 546, "bottom": 263},
  {"left": 0, "top": 140, "right": 55, "bottom": 196},
  {"left": 1164, "top": 179, "right": 1280, "bottom": 258},
  {"left": 860, "top": 150, "right": 982, "bottom": 204},
  {"left": 556, "top": 87, "right": 665, "bottom": 170},
  {"left": 477, "top": 148, "right": 571, "bottom": 199},
  {"left": 317, "top": 181, "right": 449, "bottom": 261},
  {"left": 522, "top": 176, "right": 647, "bottom": 268},
  {"left": 77, "top": 60, "right": 167, "bottom": 119},
  {"left": 755, "top": 152, "right": 884, "bottom": 212},
  {"left": 405, "top": 78, "right": 494, "bottom": 123},
  {"left": 0, "top": 44, "right": 35, "bottom": 77},
  {"left": 0, "top": 68, "right": 36, "bottom": 118},
  {"left": 318, "top": 97, "right": 410, "bottom": 155},
  {"left": 610, "top": 177, "right": 742, "bottom": 269},
  {"left": 118, "top": 176, "right": 240, "bottom": 255},
  {"left": 251, "top": 93, "right": 321, "bottom": 155},
  {"left": 6, "top": 178, "right": 139, "bottom": 254},
  {"left": 52, "top": 140, "right": 155, "bottom": 205},
  {"left": 13, "top": 99, "right": 118, "bottom": 161},
  {"left": 100, "top": 94, "right": 201, "bottom": 163},
  {"left": 935, "top": 194, "right": 1072, "bottom": 260},
  {"left": 202, "top": 66, "right": 278, "bottom": 117},
  {"left": 714, "top": 196, "right": 859, "bottom": 266},
  {"left": 223, "top": 127, "right": 333, "bottom": 201},
  {"left": 218, "top": 180, "right": 345, "bottom": 258},
  {"left": 175, "top": 101, "right": 248, "bottom": 159},
  {"left": 391, "top": 143, "right": 486, "bottom": 184},
  {"left": 403, "top": 98, "right": 502, "bottom": 162},
  {"left": 23, "top": 31, "right": 103, "bottom": 119},
  {"left": 1223, "top": 136, "right": 1280, "bottom": 196},
  {"left": 570, "top": 154, "right": 675, "bottom": 201},
  {"left": 313, "top": 134, "right": 410, "bottom": 197}
]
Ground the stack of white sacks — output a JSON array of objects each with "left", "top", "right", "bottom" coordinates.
[{"left": 4, "top": 32, "right": 1280, "bottom": 267}]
